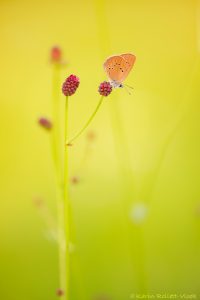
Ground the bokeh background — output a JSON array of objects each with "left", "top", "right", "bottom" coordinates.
[{"left": 1, "top": 0, "right": 200, "bottom": 299}]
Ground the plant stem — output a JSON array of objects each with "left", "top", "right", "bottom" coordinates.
[
  {"left": 52, "top": 64, "right": 66, "bottom": 299},
  {"left": 64, "top": 96, "right": 70, "bottom": 299},
  {"left": 56, "top": 185, "right": 67, "bottom": 299},
  {"left": 67, "top": 96, "right": 104, "bottom": 145},
  {"left": 63, "top": 96, "right": 87, "bottom": 300}
]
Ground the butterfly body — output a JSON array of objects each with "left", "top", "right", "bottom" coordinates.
[
  {"left": 103, "top": 53, "right": 136, "bottom": 88},
  {"left": 110, "top": 80, "right": 123, "bottom": 88}
]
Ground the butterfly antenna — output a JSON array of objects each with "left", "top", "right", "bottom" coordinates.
[
  {"left": 124, "top": 83, "right": 134, "bottom": 90},
  {"left": 123, "top": 84, "right": 131, "bottom": 95}
]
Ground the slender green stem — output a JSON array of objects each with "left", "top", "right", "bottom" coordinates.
[
  {"left": 67, "top": 96, "right": 104, "bottom": 145},
  {"left": 63, "top": 96, "right": 87, "bottom": 300},
  {"left": 56, "top": 185, "right": 66, "bottom": 299},
  {"left": 51, "top": 64, "right": 66, "bottom": 299},
  {"left": 64, "top": 97, "right": 70, "bottom": 299}
]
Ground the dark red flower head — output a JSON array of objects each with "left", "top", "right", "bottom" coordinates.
[
  {"left": 87, "top": 130, "right": 96, "bottom": 142},
  {"left": 62, "top": 74, "right": 80, "bottom": 96},
  {"left": 51, "top": 46, "right": 62, "bottom": 63},
  {"left": 56, "top": 289, "right": 64, "bottom": 297},
  {"left": 38, "top": 117, "right": 52, "bottom": 130},
  {"left": 98, "top": 81, "right": 112, "bottom": 96},
  {"left": 71, "top": 176, "right": 80, "bottom": 185}
]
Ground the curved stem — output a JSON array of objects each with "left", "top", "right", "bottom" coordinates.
[{"left": 67, "top": 96, "right": 104, "bottom": 145}]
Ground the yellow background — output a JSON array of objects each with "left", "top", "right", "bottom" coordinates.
[{"left": 0, "top": 0, "right": 200, "bottom": 299}]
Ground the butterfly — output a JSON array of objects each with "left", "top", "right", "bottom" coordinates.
[{"left": 103, "top": 53, "right": 136, "bottom": 89}]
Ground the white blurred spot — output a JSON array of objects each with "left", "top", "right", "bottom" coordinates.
[
  {"left": 129, "top": 202, "right": 148, "bottom": 224},
  {"left": 44, "top": 229, "right": 58, "bottom": 243}
]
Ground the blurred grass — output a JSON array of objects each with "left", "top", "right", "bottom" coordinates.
[{"left": 1, "top": 0, "right": 200, "bottom": 299}]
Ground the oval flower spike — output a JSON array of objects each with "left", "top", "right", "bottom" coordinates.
[
  {"left": 70, "top": 176, "right": 80, "bottom": 185},
  {"left": 56, "top": 288, "right": 64, "bottom": 297},
  {"left": 98, "top": 81, "right": 112, "bottom": 96},
  {"left": 103, "top": 53, "right": 136, "bottom": 88},
  {"left": 87, "top": 130, "right": 96, "bottom": 142},
  {"left": 62, "top": 74, "right": 80, "bottom": 96},
  {"left": 51, "top": 46, "right": 62, "bottom": 63},
  {"left": 38, "top": 117, "right": 52, "bottom": 130}
]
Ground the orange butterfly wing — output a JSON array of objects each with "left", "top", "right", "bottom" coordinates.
[{"left": 103, "top": 53, "right": 136, "bottom": 84}]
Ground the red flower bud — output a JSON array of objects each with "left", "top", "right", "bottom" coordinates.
[
  {"left": 62, "top": 74, "right": 80, "bottom": 96},
  {"left": 87, "top": 130, "right": 96, "bottom": 142},
  {"left": 70, "top": 176, "right": 80, "bottom": 185},
  {"left": 56, "top": 289, "right": 64, "bottom": 297},
  {"left": 98, "top": 81, "right": 112, "bottom": 96},
  {"left": 38, "top": 117, "right": 52, "bottom": 130},
  {"left": 51, "top": 46, "right": 62, "bottom": 63}
]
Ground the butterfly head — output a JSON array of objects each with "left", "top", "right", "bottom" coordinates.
[{"left": 110, "top": 80, "right": 123, "bottom": 88}]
